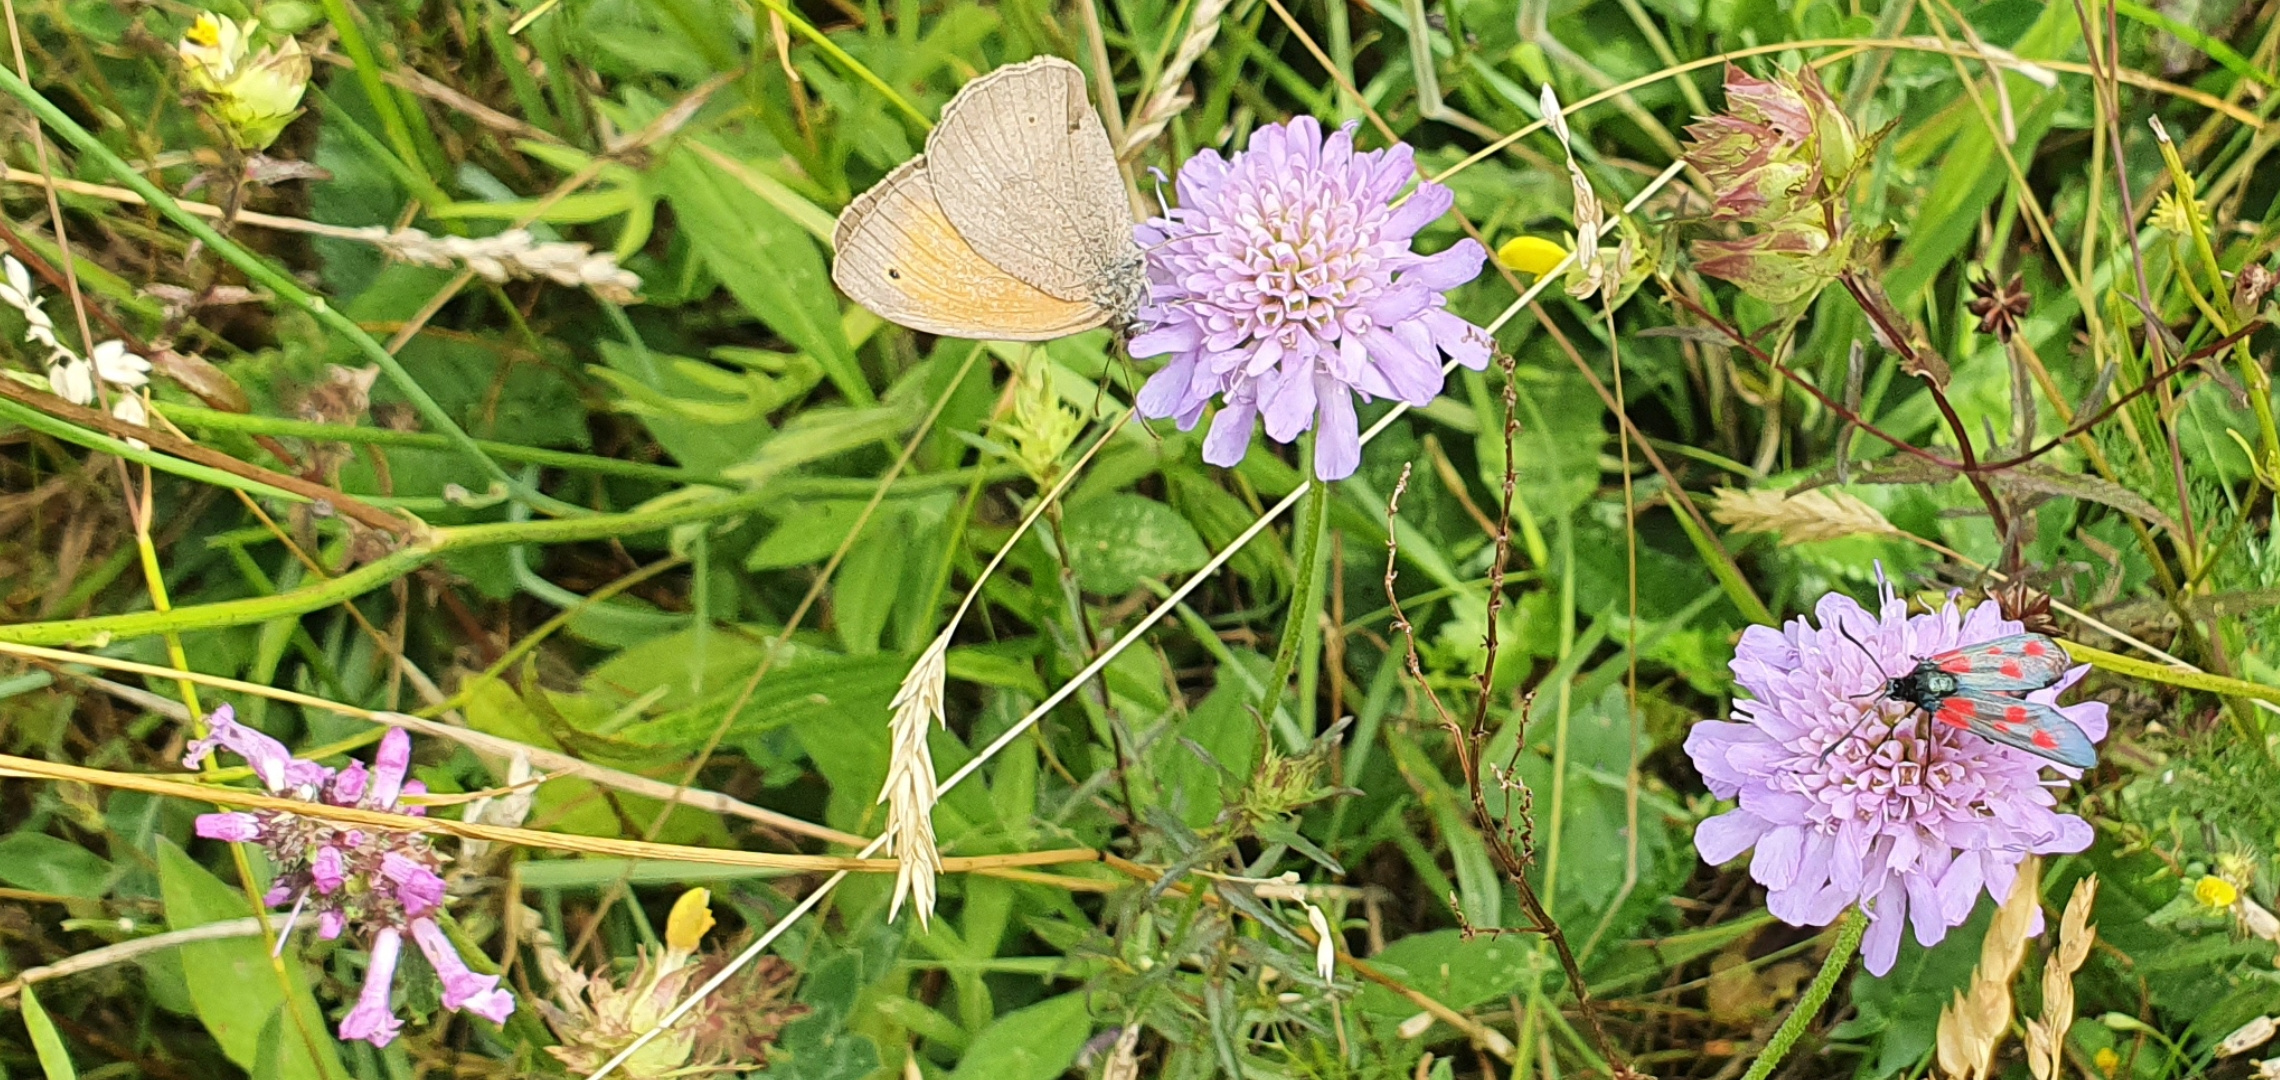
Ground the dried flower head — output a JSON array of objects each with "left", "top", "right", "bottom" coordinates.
[
  {"left": 1130, "top": 117, "right": 1491, "bottom": 481},
  {"left": 1936, "top": 857, "right": 2039, "bottom": 1080},
  {"left": 1967, "top": 273, "right": 2032, "bottom": 343},
  {"left": 178, "top": 13, "right": 310, "bottom": 150},
  {"left": 367, "top": 226, "right": 642, "bottom": 303},
  {"left": 534, "top": 889, "right": 804, "bottom": 1078},
  {"left": 1683, "top": 65, "right": 1868, "bottom": 307},
  {"left": 183, "top": 706, "right": 513, "bottom": 1045},
  {"left": 1989, "top": 578, "right": 2061, "bottom": 637},
  {"left": 1685, "top": 582, "right": 2106, "bottom": 974},
  {"left": 1710, "top": 485, "right": 1898, "bottom": 545}
]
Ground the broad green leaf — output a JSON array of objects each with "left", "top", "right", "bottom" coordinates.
[
  {"left": 658, "top": 148, "right": 869, "bottom": 405},
  {"left": 0, "top": 831, "right": 114, "bottom": 898},
  {"left": 948, "top": 993, "right": 1091, "bottom": 1080},
  {"left": 1061, "top": 493, "right": 1210, "bottom": 594},
  {"left": 1352, "top": 929, "right": 1550, "bottom": 1017},
  {"left": 155, "top": 840, "right": 344, "bottom": 1080}
]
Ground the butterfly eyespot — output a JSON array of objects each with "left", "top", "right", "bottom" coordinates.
[{"left": 887, "top": 268, "right": 902, "bottom": 279}]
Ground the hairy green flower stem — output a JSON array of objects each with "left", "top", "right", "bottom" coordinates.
[
  {"left": 0, "top": 64, "right": 579, "bottom": 517},
  {"left": 1260, "top": 435, "right": 1333, "bottom": 735},
  {"left": 1740, "top": 907, "right": 1867, "bottom": 1080}
]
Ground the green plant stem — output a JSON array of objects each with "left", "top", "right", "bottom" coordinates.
[
  {"left": 1260, "top": 462, "right": 1329, "bottom": 736},
  {"left": 0, "top": 64, "right": 567, "bottom": 516},
  {"left": 2065, "top": 639, "right": 2280, "bottom": 709},
  {"left": 0, "top": 395, "right": 305, "bottom": 505},
  {"left": 1741, "top": 907, "right": 1866, "bottom": 1080},
  {"left": 0, "top": 484, "right": 796, "bottom": 646},
  {"left": 161, "top": 403, "right": 720, "bottom": 486}
]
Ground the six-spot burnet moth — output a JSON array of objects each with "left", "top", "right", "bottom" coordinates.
[{"left": 1857, "top": 631, "right": 2098, "bottom": 769}]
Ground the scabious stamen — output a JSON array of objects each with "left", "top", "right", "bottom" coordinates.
[
  {"left": 184, "top": 705, "right": 514, "bottom": 1045},
  {"left": 1684, "top": 583, "right": 2107, "bottom": 974},
  {"left": 1130, "top": 117, "right": 1492, "bottom": 481}
]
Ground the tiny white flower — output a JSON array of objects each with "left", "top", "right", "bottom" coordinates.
[
  {"left": 1305, "top": 902, "right": 1334, "bottom": 983},
  {"left": 89, "top": 340, "right": 149, "bottom": 388},
  {"left": 110, "top": 391, "right": 147, "bottom": 427},
  {"left": 0, "top": 255, "right": 33, "bottom": 310},
  {"left": 1396, "top": 1012, "right": 1435, "bottom": 1040},
  {"left": 2220, "top": 1016, "right": 2278, "bottom": 1058},
  {"left": 2257, "top": 1057, "right": 2280, "bottom": 1080},
  {"left": 50, "top": 358, "right": 94, "bottom": 405}
]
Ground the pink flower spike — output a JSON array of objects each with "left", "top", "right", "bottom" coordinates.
[
  {"left": 329, "top": 761, "right": 368, "bottom": 805},
  {"left": 193, "top": 812, "right": 264, "bottom": 843},
  {"left": 399, "top": 780, "right": 428, "bottom": 816},
  {"left": 368, "top": 729, "right": 411, "bottom": 809},
  {"left": 310, "top": 845, "right": 347, "bottom": 894},
  {"left": 336, "top": 927, "right": 406, "bottom": 1047},
  {"left": 381, "top": 853, "right": 445, "bottom": 917},
  {"left": 409, "top": 918, "right": 513, "bottom": 1019},
  {"left": 318, "top": 910, "right": 345, "bottom": 940},
  {"left": 184, "top": 705, "right": 328, "bottom": 792}
]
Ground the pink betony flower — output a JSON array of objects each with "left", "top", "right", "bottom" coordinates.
[
  {"left": 337, "top": 927, "right": 407, "bottom": 1047},
  {"left": 182, "top": 706, "right": 515, "bottom": 1044},
  {"left": 1130, "top": 117, "right": 1492, "bottom": 481},
  {"left": 1683, "top": 582, "right": 2106, "bottom": 974}
]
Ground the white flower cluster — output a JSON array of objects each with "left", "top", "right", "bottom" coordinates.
[
  {"left": 0, "top": 256, "right": 150, "bottom": 428},
  {"left": 366, "top": 227, "right": 642, "bottom": 304}
]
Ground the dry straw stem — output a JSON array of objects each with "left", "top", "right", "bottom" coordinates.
[
  {"left": 4, "top": 640, "right": 863, "bottom": 847},
  {"left": 0, "top": 917, "right": 262, "bottom": 1002},
  {"left": 2025, "top": 874, "right": 2099, "bottom": 1080},
  {"left": 1711, "top": 486, "right": 1901, "bottom": 545},
  {"left": 1937, "top": 856, "right": 2042, "bottom": 1080},
  {"left": 0, "top": 751, "right": 1097, "bottom": 876}
]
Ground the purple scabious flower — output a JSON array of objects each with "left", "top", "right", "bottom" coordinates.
[
  {"left": 184, "top": 706, "right": 514, "bottom": 1045},
  {"left": 1683, "top": 583, "right": 2106, "bottom": 975},
  {"left": 1130, "top": 117, "right": 1493, "bottom": 481}
]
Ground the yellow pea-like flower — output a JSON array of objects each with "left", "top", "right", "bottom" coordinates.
[{"left": 1496, "top": 235, "right": 1568, "bottom": 278}]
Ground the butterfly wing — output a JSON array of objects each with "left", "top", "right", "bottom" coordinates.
[
  {"left": 1926, "top": 633, "right": 2071, "bottom": 692},
  {"left": 1928, "top": 689, "right": 2097, "bottom": 768},
  {"left": 831, "top": 156, "right": 1112, "bottom": 341},
  {"left": 924, "top": 56, "right": 1139, "bottom": 304}
]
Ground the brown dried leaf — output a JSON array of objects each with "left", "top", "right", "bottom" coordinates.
[{"left": 1991, "top": 462, "right": 2184, "bottom": 540}]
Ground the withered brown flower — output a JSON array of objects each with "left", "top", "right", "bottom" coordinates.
[{"left": 1967, "top": 273, "right": 2032, "bottom": 343}]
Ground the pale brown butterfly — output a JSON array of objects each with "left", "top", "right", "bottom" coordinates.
[{"left": 831, "top": 56, "right": 1146, "bottom": 342}]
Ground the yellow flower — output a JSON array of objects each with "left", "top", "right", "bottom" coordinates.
[
  {"left": 1496, "top": 235, "right": 1569, "bottom": 277},
  {"left": 2093, "top": 1046, "right": 2119, "bottom": 1076},
  {"left": 665, "top": 888, "right": 715, "bottom": 958},
  {"left": 177, "top": 12, "right": 309, "bottom": 150},
  {"left": 2196, "top": 874, "right": 2242, "bottom": 909}
]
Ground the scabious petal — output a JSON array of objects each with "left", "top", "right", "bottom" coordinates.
[
  {"left": 1311, "top": 377, "right": 1360, "bottom": 480},
  {"left": 337, "top": 928, "right": 406, "bottom": 1046},
  {"left": 1683, "top": 583, "right": 2101, "bottom": 974},
  {"left": 1129, "top": 116, "right": 1490, "bottom": 479}
]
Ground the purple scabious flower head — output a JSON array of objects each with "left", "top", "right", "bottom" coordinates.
[
  {"left": 1130, "top": 116, "right": 1493, "bottom": 482},
  {"left": 1683, "top": 582, "right": 2106, "bottom": 975},
  {"left": 182, "top": 708, "right": 515, "bottom": 1043}
]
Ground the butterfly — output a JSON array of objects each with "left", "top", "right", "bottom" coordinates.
[
  {"left": 1873, "top": 633, "right": 2097, "bottom": 769},
  {"left": 831, "top": 57, "right": 1145, "bottom": 342}
]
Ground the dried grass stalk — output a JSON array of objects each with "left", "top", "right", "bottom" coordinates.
[
  {"left": 1120, "top": 0, "right": 1232, "bottom": 154},
  {"left": 1937, "top": 856, "right": 2041, "bottom": 1080},
  {"left": 2025, "top": 874, "right": 2098, "bottom": 1079},
  {"left": 878, "top": 630, "right": 950, "bottom": 925},
  {"left": 368, "top": 226, "right": 641, "bottom": 303},
  {"left": 1711, "top": 486, "right": 1900, "bottom": 545}
]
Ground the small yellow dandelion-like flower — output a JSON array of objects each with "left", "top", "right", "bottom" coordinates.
[
  {"left": 2196, "top": 874, "right": 2242, "bottom": 909},
  {"left": 2092, "top": 1047, "right": 2119, "bottom": 1076},
  {"left": 2150, "top": 190, "right": 2206, "bottom": 237},
  {"left": 1496, "top": 235, "right": 1569, "bottom": 277}
]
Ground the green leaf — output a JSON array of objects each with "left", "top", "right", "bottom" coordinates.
[
  {"left": 0, "top": 831, "right": 114, "bottom": 898},
  {"left": 18, "top": 986, "right": 78, "bottom": 1080},
  {"left": 1061, "top": 494, "right": 1211, "bottom": 594},
  {"left": 948, "top": 993, "right": 1092, "bottom": 1080},
  {"left": 658, "top": 147, "right": 870, "bottom": 406},
  {"left": 154, "top": 839, "right": 345, "bottom": 1080}
]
